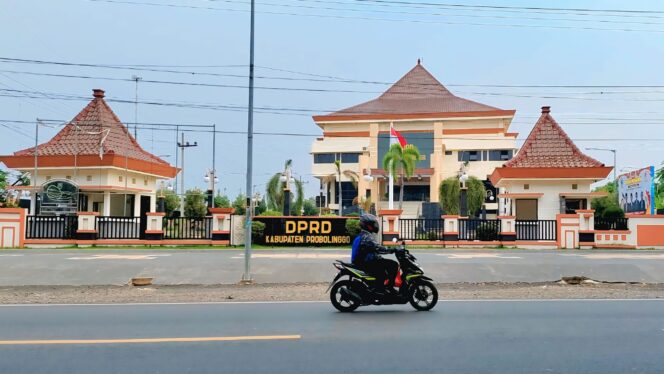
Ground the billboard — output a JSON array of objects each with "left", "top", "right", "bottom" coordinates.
[{"left": 618, "top": 166, "right": 655, "bottom": 215}]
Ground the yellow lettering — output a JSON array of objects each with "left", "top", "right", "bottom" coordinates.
[
  {"left": 310, "top": 221, "right": 320, "bottom": 234},
  {"left": 297, "top": 221, "right": 308, "bottom": 234},
  {"left": 321, "top": 221, "right": 332, "bottom": 234},
  {"left": 285, "top": 221, "right": 296, "bottom": 234}
]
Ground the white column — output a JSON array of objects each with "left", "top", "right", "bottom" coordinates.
[
  {"left": 149, "top": 194, "right": 156, "bottom": 212},
  {"left": 133, "top": 194, "right": 141, "bottom": 217},
  {"left": 103, "top": 191, "right": 111, "bottom": 216}
]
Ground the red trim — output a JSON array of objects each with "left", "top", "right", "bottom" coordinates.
[
  {"left": 443, "top": 231, "right": 459, "bottom": 235},
  {"left": 443, "top": 128, "right": 504, "bottom": 135},
  {"left": 378, "top": 210, "right": 403, "bottom": 216},
  {"left": 0, "top": 154, "right": 177, "bottom": 178},
  {"left": 491, "top": 167, "right": 613, "bottom": 185},
  {"left": 498, "top": 193, "right": 543, "bottom": 198},
  {"left": 145, "top": 230, "right": 163, "bottom": 234},
  {"left": 0, "top": 218, "right": 19, "bottom": 223},
  {"left": 77, "top": 211, "right": 100, "bottom": 216},
  {"left": 595, "top": 230, "right": 631, "bottom": 234},
  {"left": 595, "top": 244, "right": 637, "bottom": 249},
  {"left": 146, "top": 212, "right": 166, "bottom": 216},
  {"left": 500, "top": 232, "right": 516, "bottom": 235},
  {"left": 76, "top": 229, "right": 97, "bottom": 233},
  {"left": 575, "top": 209, "right": 595, "bottom": 213},
  {"left": 625, "top": 214, "right": 664, "bottom": 218},
  {"left": 370, "top": 168, "right": 434, "bottom": 177},
  {"left": 442, "top": 215, "right": 460, "bottom": 218},
  {"left": 505, "top": 132, "right": 519, "bottom": 138},
  {"left": 313, "top": 109, "right": 516, "bottom": 122},
  {"left": 497, "top": 216, "right": 515, "bottom": 219},
  {"left": 209, "top": 208, "right": 236, "bottom": 215},
  {"left": 578, "top": 230, "right": 595, "bottom": 234},
  {"left": 322, "top": 131, "right": 370, "bottom": 137},
  {"left": 212, "top": 230, "right": 230, "bottom": 234}
]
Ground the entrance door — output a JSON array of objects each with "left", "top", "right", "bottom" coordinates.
[
  {"left": 564, "top": 231, "right": 575, "bottom": 249},
  {"left": 139, "top": 196, "right": 151, "bottom": 239},
  {"left": 515, "top": 199, "right": 538, "bottom": 220}
]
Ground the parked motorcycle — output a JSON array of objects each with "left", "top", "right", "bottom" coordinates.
[{"left": 328, "top": 240, "right": 438, "bottom": 312}]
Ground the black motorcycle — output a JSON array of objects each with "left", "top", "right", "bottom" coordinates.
[{"left": 328, "top": 241, "right": 438, "bottom": 312}]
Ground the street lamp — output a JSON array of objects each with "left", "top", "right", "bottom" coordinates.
[
  {"left": 157, "top": 180, "right": 173, "bottom": 213},
  {"left": 586, "top": 147, "right": 617, "bottom": 182},
  {"left": 204, "top": 169, "right": 219, "bottom": 209}
]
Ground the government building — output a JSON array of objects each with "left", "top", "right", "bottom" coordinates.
[{"left": 311, "top": 61, "right": 518, "bottom": 217}]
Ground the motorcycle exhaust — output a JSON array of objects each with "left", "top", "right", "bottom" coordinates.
[{"left": 339, "top": 286, "right": 362, "bottom": 304}]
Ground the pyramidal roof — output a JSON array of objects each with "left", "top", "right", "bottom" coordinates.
[
  {"left": 315, "top": 61, "right": 512, "bottom": 121},
  {"left": 504, "top": 106, "right": 605, "bottom": 168},
  {"left": 15, "top": 89, "right": 169, "bottom": 166}
]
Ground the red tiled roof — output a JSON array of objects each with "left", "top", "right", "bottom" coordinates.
[
  {"left": 14, "top": 89, "right": 169, "bottom": 167},
  {"left": 317, "top": 62, "right": 507, "bottom": 118},
  {"left": 503, "top": 106, "right": 605, "bottom": 168}
]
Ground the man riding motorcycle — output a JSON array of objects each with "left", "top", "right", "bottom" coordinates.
[{"left": 351, "top": 214, "right": 399, "bottom": 294}]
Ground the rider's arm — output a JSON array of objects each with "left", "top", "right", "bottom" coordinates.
[{"left": 362, "top": 234, "right": 393, "bottom": 254}]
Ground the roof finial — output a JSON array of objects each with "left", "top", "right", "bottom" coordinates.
[
  {"left": 93, "top": 89, "right": 105, "bottom": 98},
  {"left": 417, "top": 58, "right": 421, "bottom": 65},
  {"left": 541, "top": 106, "right": 551, "bottom": 114}
]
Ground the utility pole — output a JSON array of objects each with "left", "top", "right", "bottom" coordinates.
[
  {"left": 132, "top": 75, "right": 141, "bottom": 139},
  {"left": 242, "top": 0, "right": 256, "bottom": 283},
  {"left": 177, "top": 133, "right": 198, "bottom": 215},
  {"left": 30, "top": 119, "right": 41, "bottom": 215}
]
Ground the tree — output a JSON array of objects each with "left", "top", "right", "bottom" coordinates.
[
  {"left": 184, "top": 188, "right": 207, "bottom": 218},
  {"left": 159, "top": 189, "right": 181, "bottom": 216},
  {"left": 214, "top": 194, "right": 231, "bottom": 208},
  {"left": 0, "top": 170, "right": 8, "bottom": 204},
  {"left": 591, "top": 181, "right": 624, "bottom": 219},
  {"left": 438, "top": 176, "right": 485, "bottom": 217},
  {"left": 265, "top": 160, "right": 305, "bottom": 215},
  {"left": 382, "top": 143, "right": 421, "bottom": 209},
  {"left": 233, "top": 194, "right": 247, "bottom": 215},
  {"left": 302, "top": 198, "right": 318, "bottom": 216},
  {"left": 656, "top": 163, "right": 664, "bottom": 210}
]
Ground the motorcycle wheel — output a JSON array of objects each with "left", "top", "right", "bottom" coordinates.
[
  {"left": 330, "top": 280, "right": 360, "bottom": 312},
  {"left": 408, "top": 280, "right": 438, "bottom": 311}
]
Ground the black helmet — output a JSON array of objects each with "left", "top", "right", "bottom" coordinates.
[{"left": 359, "top": 214, "right": 380, "bottom": 233}]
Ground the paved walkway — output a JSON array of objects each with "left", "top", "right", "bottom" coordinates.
[{"left": 1, "top": 248, "right": 664, "bottom": 285}]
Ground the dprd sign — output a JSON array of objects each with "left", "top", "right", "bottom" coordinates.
[{"left": 254, "top": 217, "right": 352, "bottom": 246}]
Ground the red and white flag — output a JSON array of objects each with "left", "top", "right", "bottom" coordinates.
[{"left": 390, "top": 125, "right": 407, "bottom": 147}]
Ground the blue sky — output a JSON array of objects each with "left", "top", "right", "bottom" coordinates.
[{"left": 1, "top": 0, "right": 663, "bottom": 198}]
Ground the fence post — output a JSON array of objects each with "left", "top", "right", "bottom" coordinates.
[
  {"left": 577, "top": 209, "right": 595, "bottom": 249},
  {"left": 76, "top": 212, "right": 98, "bottom": 241},
  {"left": 498, "top": 215, "right": 516, "bottom": 245},
  {"left": 210, "top": 208, "right": 235, "bottom": 245},
  {"left": 442, "top": 215, "right": 459, "bottom": 242},
  {"left": 379, "top": 209, "right": 402, "bottom": 244},
  {"left": 145, "top": 212, "right": 165, "bottom": 240}
]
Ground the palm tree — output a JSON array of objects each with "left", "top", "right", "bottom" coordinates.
[
  {"left": 382, "top": 143, "right": 421, "bottom": 209},
  {"left": 266, "top": 160, "right": 305, "bottom": 215}
]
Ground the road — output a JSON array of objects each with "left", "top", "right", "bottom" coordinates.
[
  {"left": 1, "top": 248, "right": 664, "bottom": 285},
  {"left": 0, "top": 300, "right": 662, "bottom": 373}
]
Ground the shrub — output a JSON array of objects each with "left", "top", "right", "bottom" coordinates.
[
  {"left": 345, "top": 212, "right": 360, "bottom": 217},
  {"left": 603, "top": 205, "right": 625, "bottom": 220},
  {"left": 427, "top": 231, "right": 439, "bottom": 241},
  {"left": 476, "top": 223, "right": 499, "bottom": 241},
  {"left": 345, "top": 219, "right": 361, "bottom": 238},
  {"left": 259, "top": 210, "right": 283, "bottom": 217},
  {"left": 251, "top": 221, "right": 266, "bottom": 242}
]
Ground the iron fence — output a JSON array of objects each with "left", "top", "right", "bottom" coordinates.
[
  {"left": 26, "top": 215, "right": 78, "bottom": 239},
  {"left": 594, "top": 217, "right": 629, "bottom": 231},
  {"left": 399, "top": 219, "right": 445, "bottom": 241},
  {"left": 515, "top": 220, "right": 557, "bottom": 241},
  {"left": 458, "top": 219, "right": 501, "bottom": 241},
  {"left": 163, "top": 217, "right": 212, "bottom": 239},
  {"left": 97, "top": 216, "right": 141, "bottom": 239}
]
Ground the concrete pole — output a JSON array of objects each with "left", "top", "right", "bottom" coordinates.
[
  {"left": 242, "top": 0, "right": 256, "bottom": 283},
  {"left": 30, "top": 119, "right": 39, "bottom": 215}
]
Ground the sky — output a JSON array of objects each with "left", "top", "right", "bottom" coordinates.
[{"left": 1, "top": 0, "right": 664, "bottom": 199}]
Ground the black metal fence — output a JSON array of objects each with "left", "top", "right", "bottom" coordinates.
[
  {"left": 515, "top": 220, "right": 557, "bottom": 241},
  {"left": 163, "top": 217, "right": 212, "bottom": 239},
  {"left": 399, "top": 219, "right": 445, "bottom": 241},
  {"left": 594, "top": 217, "right": 629, "bottom": 231},
  {"left": 97, "top": 216, "right": 141, "bottom": 239},
  {"left": 459, "top": 219, "right": 501, "bottom": 241},
  {"left": 26, "top": 215, "right": 78, "bottom": 239}
]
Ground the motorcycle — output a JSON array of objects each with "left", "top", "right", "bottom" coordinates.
[{"left": 328, "top": 239, "right": 438, "bottom": 312}]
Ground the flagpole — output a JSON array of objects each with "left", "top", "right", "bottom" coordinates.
[{"left": 388, "top": 123, "right": 395, "bottom": 210}]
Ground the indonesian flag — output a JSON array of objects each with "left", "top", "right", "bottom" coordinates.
[{"left": 390, "top": 125, "right": 407, "bottom": 147}]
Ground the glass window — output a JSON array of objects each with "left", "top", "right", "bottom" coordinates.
[
  {"left": 340, "top": 153, "right": 360, "bottom": 163},
  {"left": 313, "top": 153, "right": 336, "bottom": 164},
  {"left": 489, "top": 150, "right": 514, "bottom": 161},
  {"left": 468, "top": 151, "right": 479, "bottom": 162},
  {"left": 378, "top": 132, "right": 433, "bottom": 168}
]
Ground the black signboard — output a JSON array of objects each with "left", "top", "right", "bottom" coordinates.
[
  {"left": 254, "top": 216, "right": 351, "bottom": 246},
  {"left": 40, "top": 180, "right": 79, "bottom": 215}
]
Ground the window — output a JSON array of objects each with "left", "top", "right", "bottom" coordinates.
[
  {"left": 572, "top": 184, "right": 578, "bottom": 190},
  {"left": 488, "top": 150, "right": 514, "bottom": 161},
  {"left": 516, "top": 199, "right": 538, "bottom": 220},
  {"left": 144, "top": 179, "right": 148, "bottom": 186},
  {"left": 314, "top": 153, "right": 335, "bottom": 164},
  {"left": 565, "top": 199, "right": 586, "bottom": 214},
  {"left": 86, "top": 175, "right": 92, "bottom": 182},
  {"left": 119, "top": 176, "right": 123, "bottom": 182},
  {"left": 66, "top": 175, "right": 71, "bottom": 180},
  {"left": 524, "top": 184, "right": 530, "bottom": 190},
  {"left": 445, "top": 151, "right": 453, "bottom": 155},
  {"left": 459, "top": 150, "right": 480, "bottom": 162},
  {"left": 340, "top": 153, "right": 360, "bottom": 163},
  {"left": 132, "top": 178, "right": 136, "bottom": 184}
]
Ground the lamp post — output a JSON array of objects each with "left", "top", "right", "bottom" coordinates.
[
  {"left": 586, "top": 147, "right": 617, "bottom": 183},
  {"left": 459, "top": 171, "right": 469, "bottom": 217},
  {"left": 177, "top": 133, "right": 198, "bottom": 216},
  {"left": 157, "top": 180, "right": 173, "bottom": 213},
  {"left": 279, "top": 165, "right": 294, "bottom": 216},
  {"left": 204, "top": 169, "right": 219, "bottom": 209}
]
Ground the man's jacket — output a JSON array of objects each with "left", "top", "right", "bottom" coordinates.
[{"left": 351, "top": 230, "right": 391, "bottom": 266}]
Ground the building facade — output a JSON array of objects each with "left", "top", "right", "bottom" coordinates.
[
  {"left": 311, "top": 62, "right": 517, "bottom": 217},
  {"left": 0, "top": 89, "right": 178, "bottom": 217}
]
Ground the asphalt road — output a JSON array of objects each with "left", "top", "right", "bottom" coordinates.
[
  {"left": 1, "top": 248, "right": 664, "bottom": 285},
  {"left": 0, "top": 300, "right": 662, "bottom": 373}
]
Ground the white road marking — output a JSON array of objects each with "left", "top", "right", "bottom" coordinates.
[
  {"left": 437, "top": 253, "right": 522, "bottom": 259},
  {"left": 562, "top": 254, "right": 664, "bottom": 260},
  {"left": 0, "top": 254, "right": 23, "bottom": 257},
  {"left": 67, "top": 254, "right": 172, "bottom": 260}
]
